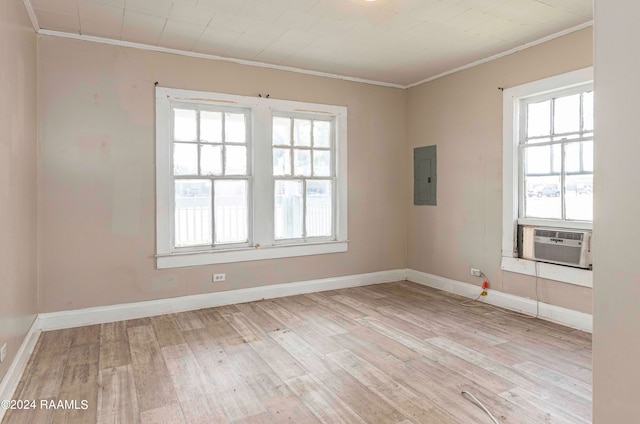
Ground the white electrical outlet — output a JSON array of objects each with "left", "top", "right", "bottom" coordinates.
[
  {"left": 0, "top": 342, "right": 7, "bottom": 363},
  {"left": 470, "top": 268, "right": 482, "bottom": 277},
  {"left": 213, "top": 273, "right": 226, "bottom": 282}
]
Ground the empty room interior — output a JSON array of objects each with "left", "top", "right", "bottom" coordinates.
[{"left": 0, "top": 0, "right": 638, "bottom": 423}]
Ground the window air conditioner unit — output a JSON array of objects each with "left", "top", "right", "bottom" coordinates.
[{"left": 521, "top": 226, "right": 592, "bottom": 269}]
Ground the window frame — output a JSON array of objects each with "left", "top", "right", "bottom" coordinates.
[
  {"left": 271, "top": 111, "right": 336, "bottom": 244},
  {"left": 517, "top": 86, "right": 594, "bottom": 224},
  {"left": 501, "top": 67, "right": 594, "bottom": 288},
  {"left": 156, "top": 87, "right": 348, "bottom": 269},
  {"left": 170, "top": 102, "right": 253, "bottom": 251}
]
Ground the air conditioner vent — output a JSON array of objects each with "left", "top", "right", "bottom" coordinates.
[
  {"left": 557, "top": 231, "right": 583, "bottom": 241},
  {"left": 535, "top": 229, "right": 557, "bottom": 238}
]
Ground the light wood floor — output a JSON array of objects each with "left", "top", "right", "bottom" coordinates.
[{"left": 3, "top": 281, "right": 592, "bottom": 424}]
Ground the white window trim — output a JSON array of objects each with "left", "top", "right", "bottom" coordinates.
[
  {"left": 155, "top": 87, "right": 348, "bottom": 269},
  {"left": 501, "top": 67, "right": 593, "bottom": 287}
]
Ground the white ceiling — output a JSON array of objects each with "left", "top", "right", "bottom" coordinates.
[{"left": 27, "top": 0, "right": 593, "bottom": 86}]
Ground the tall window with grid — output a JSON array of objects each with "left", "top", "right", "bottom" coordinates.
[
  {"left": 171, "top": 105, "right": 251, "bottom": 248},
  {"left": 272, "top": 115, "right": 334, "bottom": 241},
  {"left": 520, "top": 86, "right": 594, "bottom": 223}
]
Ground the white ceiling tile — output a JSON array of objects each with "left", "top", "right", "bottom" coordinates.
[
  {"left": 307, "top": 16, "right": 355, "bottom": 35},
  {"left": 125, "top": 0, "right": 173, "bottom": 19},
  {"left": 169, "top": 3, "right": 215, "bottom": 26},
  {"left": 36, "top": 8, "right": 80, "bottom": 33},
  {"left": 414, "top": 2, "right": 467, "bottom": 23},
  {"left": 445, "top": 8, "right": 494, "bottom": 30},
  {"left": 193, "top": 26, "right": 243, "bottom": 56},
  {"left": 468, "top": 16, "right": 524, "bottom": 41},
  {"left": 208, "top": 13, "right": 253, "bottom": 33},
  {"left": 32, "top": 0, "right": 79, "bottom": 15},
  {"left": 275, "top": 9, "right": 323, "bottom": 32},
  {"left": 84, "top": 0, "right": 125, "bottom": 7},
  {"left": 81, "top": 17, "right": 123, "bottom": 38},
  {"left": 158, "top": 20, "right": 205, "bottom": 51},
  {"left": 195, "top": 0, "right": 246, "bottom": 15},
  {"left": 78, "top": 1, "right": 121, "bottom": 20},
  {"left": 121, "top": 10, "right": 166, "bottom": 45},
  {"left": 308, "top": 1, "right": 358, "bottom": 20},
  {"left": 239, "top": 0, "right": 287, "bottom": 24}
]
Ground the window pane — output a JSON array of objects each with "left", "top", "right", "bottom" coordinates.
[
  {"left": 174, "top": 109, "right": 197, "bottom": 142},
  {"left": 293, "top": 119, "right": 311, "bottom": 147},
  {"left": 524, "top": 176, "right": 561, "bottom": 219},
  {"left": 313, "top": 121, "right": 331, "bottom": 148},
  {"left": 225, "top": 145, "right": 247, "bottom": 175},
  {"left": 174, "top": 143, "right": 198, "bottom": 175},
  {"left": 565, "top": 174, "right": 593, "bottom": 221},
  {"left": 225, "top": 113, "right": 246, "bottom": 143},
  {"left": 294, "top": 149, "right": 311, "bottom": 176},
  {"left": 554, "top": 93, "right": 580, "bottom": 135},
  {"left": 527, "top": 100, "right": 550, "bottom": 138},
  {"left": 214, "top": 180, "right": 248, "bottom": 244},
  {"left": 313, "top": 150, "right": 331, "bottom": 177},
  {"left": 583, "top": 91, "right": 594, "bottom": 132},
  {"left": 524, "top": 145, "right": 551, "bottom": 175},
  {"left": 175, "top": 180, "right": 212, "bottom": 247},
  {"left": 306, "top": 181, "right": 332, "bottom": 237},
  {"left": 551, "top": 144, "right": 561, "bottom": 174},
  {"left": 201, "top": 111, "right": 222, "bottom": 143},
  {"left": 565, "top": 142, "right": 581, "bottom": 173},
  {"left": 273, "top": 148, "right": 291, "bottom": 176},
  {"left": 200, "top": 145, "right": 222, "bottom": 176},
  {"left": 583, "top": 140, "right": 593, "bottom": 172},
  {"left": 275, "top": 180, "right": 303, "bottom": 239},
  {"left": 273, "top": 117, "right": 291, "bottom": 146}
]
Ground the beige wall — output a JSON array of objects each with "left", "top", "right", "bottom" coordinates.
[
  {"left": 407, "top": 28, "right": 594, "bottom": 314},
  {"left": 37, "top": 36, "right": 408, "bottom": 313},
  {"left": 593, "top": 0, "right": 640, "bottom": 420},
  {"left": 0, "top": 1, "right": 38, "bottom": 379}
]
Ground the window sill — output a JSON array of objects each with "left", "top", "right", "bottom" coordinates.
[
  {"left": 501, "top": 256, "right": 592, "bottom": 288},
  {"left": 156, "top": 240, "right": 349, "bottom": 269}
]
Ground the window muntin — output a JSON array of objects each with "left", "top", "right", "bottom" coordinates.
[
  {"left": 170, "top": 103, "right": 251, "bottom": 249},
  {"left": 272, "top": 114, "right": 335, "bottom": 242},
  {"left": 520, "top": 87, "right": 594, "bottom": 223}
]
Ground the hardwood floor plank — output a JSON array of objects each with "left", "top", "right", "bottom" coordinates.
[
  {"left": 52, "top": 362, "right": 99, "bottom": 424},
  {"left": 513, "top": 360, "right": 592, "bottom": 401},
  {"left": 150, "top": 315, "right": 186, "bottom": 348},
  {"left": 285, "top": 374, "right": 369, "bottom": 424},
  {"left": 161, "top": 343, "right": 228, "bottom": 423},
  {"left": 173, "top": 311, "right": 205, "bottom": 332},
  {"left": 127, "top": 325, "right": 179, "bottom": 413},
  {"left": 139, "top": 404, "right": 186, "bottom": 424},
  {"left": 327, "top": 349, "right": 454, "bottom": 423},
  {"left": 97, "top": 365, "right": 140, "bottom": 424}
]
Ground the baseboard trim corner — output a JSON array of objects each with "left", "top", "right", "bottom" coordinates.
[
  {"left": 0, "top": 317, "right": 41, "bottom": 422},
  {"left": 38, "top": 269, "right": 407, "bottom": 331},
  {"left": 406, "top": 269, "right": 592, "bottom": 333}
]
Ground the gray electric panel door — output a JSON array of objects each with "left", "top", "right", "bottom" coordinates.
[{"left": 414, "top": 145, "right": 437, "bottom": 206}]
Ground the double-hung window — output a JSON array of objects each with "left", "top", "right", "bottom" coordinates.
[
  {"left": 156, "top": 87, "right": 348, "bottom": 269},
  {"left": 520, "top": 86, "right": 594, "bottom": 223},
  {"left": 502, "top": 67, "right": 594, "bottom": 284}
]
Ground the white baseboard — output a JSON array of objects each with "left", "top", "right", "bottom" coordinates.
[
  {"left": 406, "top": 269, "right": 592, "bottom": 333},
  {"left": 39, "top": 269, "right": 407, "bottom": 331},
  {"left": 0, "top": 317, "right": 41, "bottom": 423}
]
